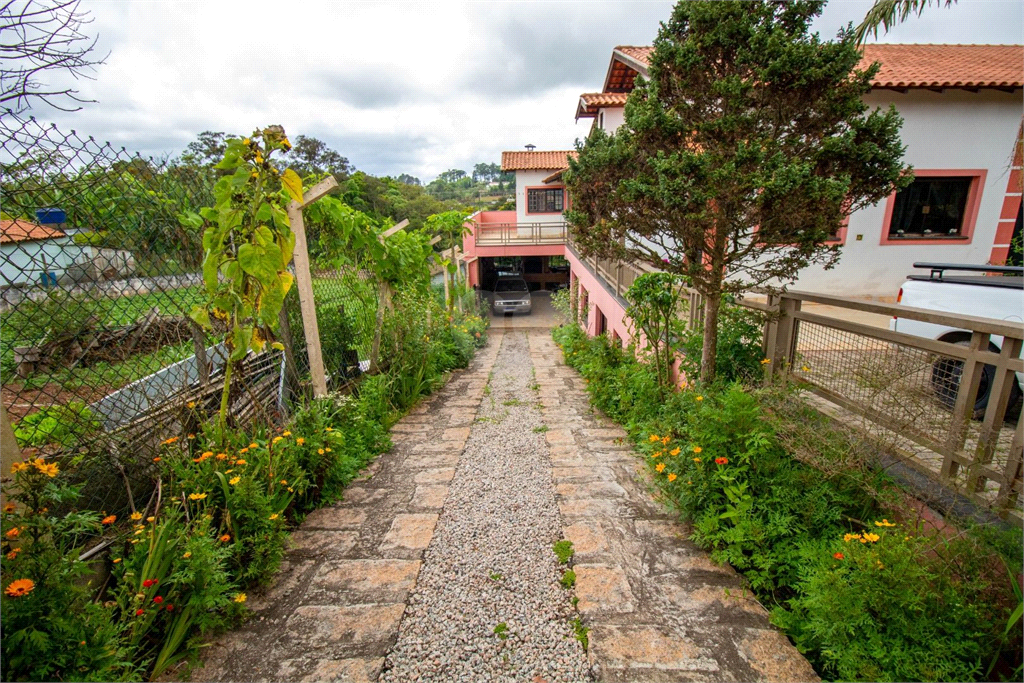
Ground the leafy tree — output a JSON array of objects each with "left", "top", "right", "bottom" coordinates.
[
  {"left": 437, "top": 169, "right": 467, "bottom": 183},
  {"left": 855, "top": 0, "right": 955, "bottom": 44},
  {"left": 182, "top": 131, "right": 234, "bottom": 167},
  {"left": 565, "top": 0, "right": 909, "bottom": 382},
  {"left": 395, "top": 173, "right": 421, "bottom": 186},
  {"left": 0, "top": 0, "right": 108, "bottom": 113},
  {"left": 283, "top": 134, "right": 351, "bottom": 179},
  {"left": 473, "top": 162, "right": 500, "bottom": 183}
]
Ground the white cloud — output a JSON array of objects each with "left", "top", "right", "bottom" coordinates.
[{"left": 21, "top": 0, "right": 1021, "bottom": 181}]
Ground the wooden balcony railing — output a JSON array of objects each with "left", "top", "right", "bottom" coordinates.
[{"left": 474, "top": 221, "right": 567, "bottom": 246}]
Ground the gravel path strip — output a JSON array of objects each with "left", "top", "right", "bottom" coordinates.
[{"left": 381, "top": 331, "right": 591, "bottom": 683}]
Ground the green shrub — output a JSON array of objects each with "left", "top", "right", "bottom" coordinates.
[
  {"left": 676, "top": 301, "right": 764, "bottom": 385},
  {"left": 553, "top": 327, "right": 1021, "bottom": 682},
  {"left": 13, "top": 402, "right": 101, "bottom": 448}
]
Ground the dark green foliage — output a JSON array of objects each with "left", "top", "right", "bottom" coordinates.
[
  {"left": 565, "top": 0, "right": 910, "bottom": 381},
  {"left": 676, "top": 301, "right": 765, "bottom": 385},
  {"left": 553, "top": 326, "right": 1021, "bottom": 681},
  {"left": 13, "top": 401, "right": 100, "bottom": 448}
]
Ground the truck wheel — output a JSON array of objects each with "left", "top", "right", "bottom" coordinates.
[{"left": 931, "top": 340, "right": 995, "bottom": 420}]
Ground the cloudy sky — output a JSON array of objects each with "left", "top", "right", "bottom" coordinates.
[{"left": 22, "top": 0, "right": 1023, "bottom": 182}]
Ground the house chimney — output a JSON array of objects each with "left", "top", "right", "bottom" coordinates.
[{"left": 525, "top": 144, "right": 536, "bottom": 151}]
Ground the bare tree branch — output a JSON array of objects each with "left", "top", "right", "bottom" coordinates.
[{"left": 0, "top": 0, "right": 107, "bottom": 114}]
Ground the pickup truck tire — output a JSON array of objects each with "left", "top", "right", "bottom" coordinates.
[{"left": 930, "top": 340, "right": 1018, "bottom": 419}]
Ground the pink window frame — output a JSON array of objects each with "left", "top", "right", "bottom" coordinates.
[
  {"left": 879, "top": 169, "right": 987, "bottom": 246},
  {"left": 525, "top": 186, "right": 566, "bottom": 215}
]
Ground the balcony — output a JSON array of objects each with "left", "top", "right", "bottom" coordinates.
[{"left": 471, "top": 211, "right": 567, "bottom": 246}]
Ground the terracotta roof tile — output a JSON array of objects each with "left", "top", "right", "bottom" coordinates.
[
  {"left": 859, "top": 44, "right": 1022, "bottom": 89},
  {"left": 501, "top": 151, "right": 577, "bottom": 171},
  {"left": 581, "top": 92, "right": 630, "bottom": 107},
  {"left": 0, "top": 219, "right": 66, "bottom": 244},
  {"left": 608, "top": 43, "right": 1022, "bottom": 90}
]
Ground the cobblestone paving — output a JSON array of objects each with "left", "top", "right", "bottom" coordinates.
[
  {"left": 190, "top": 334, "right": 503, "bottom": 682},
  {"left": 192, "top": 328, "right": 817, "bottom": 682}
]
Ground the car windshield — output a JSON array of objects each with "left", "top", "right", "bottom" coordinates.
[{"left": 495, "top": 280, "right": 528, "bottom": 293}]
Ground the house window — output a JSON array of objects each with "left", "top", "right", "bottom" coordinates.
[
  {"left": 887, "top": 176, "right": 974, "bottom": 239},
  {"left": 527, "top": 188, "right": 564, "bottom": 213}
]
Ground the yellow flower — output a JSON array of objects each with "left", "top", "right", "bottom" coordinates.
[
  {"left": 324, "top": 427, "right": 333, "bottom": 432},
  {"left": 874, "top": 519, "right": 896, "bottom": 528},
  {"left": 33, "top": 459, "right": 59, "bottom": 477},
  {"left": 655, "top": 463, "right": 666, "bottom": 473},
  {"left": 862, "top": 532, "right": 880, "bottom": 543},
  {"left": 147, "top": 516, "right": 155, "bottom": 522},
  {"left": 183, "top": 552, "right": 192, "bottom": 559},
  {"left": 287, "top": 487, "right": 294, "bottom": 493},
  {"left": 233, "top": 592, "right": 247, "bottom": 603},
  {"left": 695, "top": 395, "right": 703, "bottom": 402},
  {"left": 5, "top": 578, "right": 35, "bottom": 597},
  {"left": 282, "top": 431, "right": 292, "bottom": 437},
  {"left": 187, "top": 401, "right": 196, "bottom": 409},
  {"left": 661, "top": 436, "right": 670, "bottom": 445},
  {"left": 235, "top": 459, "right": 247, "bottom": 466},
  {"left": 229, "top": 477, "right": 241, "bottom": 485},
  {"left": 112, "top": 557, "right": 121, "bottom": 564},
  {"left": 239, "top": 448, "right": 249, "bottom": 454},
  {"left": 269, "top": 513, "right": 279, "bottom": 520},
  {"left": 279, "top": 480, "right": 288, "bottom": 485},
  {"left": 669, "top": 447, "right": 681, "bottom": 456},
  {"left": 667, "top": 473, "right": 677, "bottom": 482},
  {"left": 296, "top": 438, "right": 305, "bottom": 446},
  {"left": 216, "top": 453, "right": 228, "bottom": 460},
  {"left": 801, "top": 365, "right": 810, "bottom": 372},
  {"left": 652, "top": 451, "right": 661, "bottom": 458},
  {"left": 843, "top": 533, "right": 861, "bottom": 542},
  {"left": 318, "top": 448, "right": 325, "bottom": 455},
  {"left": 188, "top": 493, "right": 207, "bottom": 501},
  {"left": 692, "top": 457, "right": 701, "bottom": 463},
  {"left": 325, "top": 448, "right": 332, "bottom": 453},
  {"left": 273, "top": 436, "right": 283, "bottom": 444},
  {"left": 10, "top": 462, "right": 27, "bottom": 473},
  {"left": 760, "top": 358, "right": 771, "bottom": 364},
  {"left": 130, "top": 512, "right": 144, "bottom": 521},
  {"left": 249, "top": 442, "right": 258, "bottom": 449},
  {"left": 225, "top": 469, "right": 234, "bottom": 474},
  {"left": 693, "top": 446, "right": 702, "bottom": 454},
  {"left": 649, "top": 434, "right": 659, "bottom": 443}
]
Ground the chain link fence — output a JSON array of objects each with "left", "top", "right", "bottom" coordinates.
[{"left": 0, "top": 113, "right": 384, "bottom": 530}]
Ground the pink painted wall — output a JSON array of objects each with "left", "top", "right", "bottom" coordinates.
[
  {"left": 565, "top": 247, "right": 632, "bottom": 345},
  {"left": 463, "top": 211, "right": 567, "bottom": 287}
]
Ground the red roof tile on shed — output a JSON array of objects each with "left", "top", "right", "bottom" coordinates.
[
  {"left": 0, "top": 219, "right": 66, "bottom": 244},
  {"left": 501, "top": 151, "right": 577, "bottom": 171}
]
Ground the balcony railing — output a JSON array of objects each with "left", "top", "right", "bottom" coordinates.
[{"left": 474, "top": 221, "right": 567, "bottom": 246}]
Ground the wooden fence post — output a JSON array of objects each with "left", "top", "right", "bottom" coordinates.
[
  {"left": 767, "top": 295, "right": 800, "bottom": 381},
  {"left": 287, "top": 176, "right": 338, "bottom": 398},
  {"left": 0, "top": 402, "right": 25, "bottom": 509},
  {"left": 966, "top": 335, "right": 1022, "bottom": 492},
  {"left": 941, "top": 330, "right": 990, "bottom": 479}
]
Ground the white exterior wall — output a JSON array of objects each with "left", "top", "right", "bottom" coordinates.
[
  {"left": 515, "top": 169, "right": 568, "bottom": 225},
  {"left": 0, "top": 237, "right": 77, "bottom": 286},
  {"left": 793, "top": 89, "right": 1021, "bottom": 299},
  {"left": 599, "top": 106, "right": 626, "bottom": 133}
]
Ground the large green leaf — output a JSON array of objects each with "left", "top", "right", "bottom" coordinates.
[{"left": 281, "top": 169, "right": 303, "bottom": 204}]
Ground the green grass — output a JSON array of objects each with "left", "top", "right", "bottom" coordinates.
[
  {"left": 570, "top": 617, "right": 589, "bottom": 650},
  {"left": 553, "top": 540, "right": 574, "bottom": 565},
  {"left": 560, "top": 569, "right": 576, "bottom": 589},
  {"left": 532, "top": 425, "right": 549, "bottom": 433},
  {"left": 493, "top": 622, "right": 509, "bottom": 640}
]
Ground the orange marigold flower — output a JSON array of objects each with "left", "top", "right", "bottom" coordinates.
[
  {"left": 661, "top": 436, "right": 670, "bottom": 445},
  {"left": 874, "top": 519, "right": 896, "bottom": 528},
  {"left": 652, "top": 451, "right": 662, "bottom": 458},
  {"left": 10, "top": 462, "right": 28, "bottom": 473},
  {"left": 161, "top": 436, "right": 179, "bottom": 445},
  {"left": 4, "top": 578, "right": 34, "bottom": 597},
  {"left": 317, "top": 448, "right": 325, "bottom": 455},
  {"left": 6, "top": 547, "right": 21, "bottom": 560},
  {"left": 648, "top": 434, "right": 659, "bottom": 443},
  {"left": 239, "top": 448, "right": 249, "bottom": 454},
  {"left": 714, "top": 457, "right": 728, "bottom": 465},
  {"left": 219, "top": 534, "right": 231, "bottom": 543},
  {"left": 693, "top": 446, "right": 702, "bottom": 454},
  {"left": 833, "top": 552, "right": 844, "bottom": 560},
  {"left": 248, "top": 442, "right": 258, "bottom": 449},
  {"left": 235, "top": 459, "right": 247, "bottom": 466},
  {"left": 693, "top": 457, "right": 701, "bottom": 463},
  {"left": 130, "top": 512, "right": 143, "bottom": 521},
  {"left": 216, "top": 453, "right": 228, "bottom": 460},
  {"left": 695, "top": 395, "right": 704, "bottom": 402},
  {"left": 101, "top": 515, "right": 117, "bottom": 525},
  {"left": 233, "top": 592, "right": 247, "bottom": 603},
  {"left": 669, "top": 447, "right": 681, "bottom": 456},
  {"left": 296, "top": 438, "right": 305, "bottom": 446},
  {"left": 152, "top": 457, "right": 161, "bottom": 463},
  {"left": 667, "top": 473, "right": 677, "bottom": 482},
  {"left": 655, "top": 463, "right": 666, "bottom": 473},
  {"left": 2, "top": 503, "right": 15, "bottom": 513}
]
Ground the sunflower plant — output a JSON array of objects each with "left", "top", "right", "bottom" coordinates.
[{"left": 182, "top": 125, "right": 304, "bottom": 437}]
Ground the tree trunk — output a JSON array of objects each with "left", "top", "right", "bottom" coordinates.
[{"left": 699, "top": 292, "right": 721, "bottom": 384}]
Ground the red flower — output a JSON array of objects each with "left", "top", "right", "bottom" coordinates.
[
  {"left": 166, "top": 604, "right": 174, "bottom": 612},
  {"left": 135, "top": 608, "right": 144, "bottom": 617},
  {"left": 714, "top": 457, "right": 729, "bottom": 465},
  {"left": 153, "top": 596, "right": 163, "bottom": 604},
  {"left": 142, "top": 578, "right": 158, "bottom": 588},
  {"left": 833, "top": 552, "right": 844, "bottom": 560}
]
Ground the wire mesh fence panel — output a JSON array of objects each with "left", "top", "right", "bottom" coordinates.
[
  {"left": 793, "top": 319, "right": 1022, "bottom": 512},
  {"left": 0, "top": 113, "right": 286, "bottom": 529}
]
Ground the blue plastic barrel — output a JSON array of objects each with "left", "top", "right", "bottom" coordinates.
[{"left": 35, "top": 208, "right": 66, "bottom": 225}]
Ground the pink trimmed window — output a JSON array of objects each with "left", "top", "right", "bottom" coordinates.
[{"left": 880, "top": 170, "right": 987, "bottom": 246}]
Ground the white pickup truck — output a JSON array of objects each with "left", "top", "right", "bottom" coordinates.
[{"left": 891, "top": 262, "right": 1023, "bottom": 418}]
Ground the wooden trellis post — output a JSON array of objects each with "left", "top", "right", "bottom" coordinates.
[{"left": 287, "top": 176, "right": 339, "bottom": 398}]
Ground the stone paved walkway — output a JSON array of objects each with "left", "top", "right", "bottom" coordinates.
[{"left": 192, "top": 329, "right": 817, "bottom": 683}]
